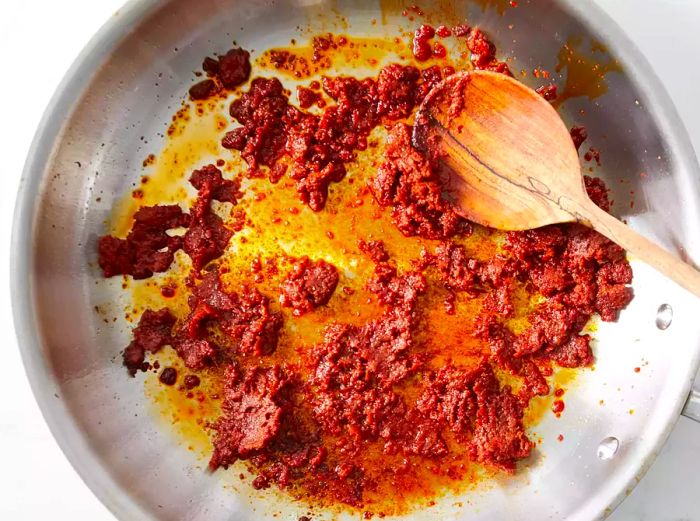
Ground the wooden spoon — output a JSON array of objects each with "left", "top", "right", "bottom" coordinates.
[{"left": 413, "top": 70, "right": 700, "bottom": 297}]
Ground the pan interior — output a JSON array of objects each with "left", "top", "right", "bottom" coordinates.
[{"left": 19, "top": 1, "right": 700, "bottom": 520}]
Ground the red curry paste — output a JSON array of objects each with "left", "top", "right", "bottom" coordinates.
[{"left": 98, "top": 22, "right": 633, "bottom": 516}]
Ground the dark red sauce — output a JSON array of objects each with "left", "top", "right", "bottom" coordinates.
[
  {"left": 190, "top": 47, "right": 251, "bottom": 100},
  {"left": 98, "top": 164, "right": 239, "bottom": 278},
  {"left": 436, "top": 25, "right": 452, "bottom": 38},
  {"left": 184, "top": 374, "right": 201, "bottom": 389},
  {"left": 536, "top": 84, "right": 558, "bottom": 101},
  {"left": 570, "top": 125, "right": 589, "bottom": 151},
  {"left": 189, "top": 79, "right": 218, "bottom": 100},
  {"left": 297, "top": 85, "right": 324, "bottom": 108},
  {"left": 552, "top": 400, "right": 565, "bottom": 415},
  {"left": 159, "top": 367, "right": 178, "bottom": 386},
  {"left": 467, "top": 28, "right": 511, "bottom": 75},
  {"left": 412, "top": 24, "right": 435, "bottom": 61},
  {"left": 279, "top": 257, "right": 340, "bottom": 316}
]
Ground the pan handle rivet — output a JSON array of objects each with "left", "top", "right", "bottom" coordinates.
[
  {"left": 597, "top": 436, "right": 620, "bottom": 460},
  {"left": 655, "top": 303, "right": 672, "bottom": 330}
]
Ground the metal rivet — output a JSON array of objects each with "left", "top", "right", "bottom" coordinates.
[
  {"left": 656, "top": 304, "right": 673, "bottom": 330},
  {"left": 597, "top": 437, "right": 620, "bottom": 460}
]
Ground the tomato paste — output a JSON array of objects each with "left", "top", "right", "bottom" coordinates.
[{"left": 98, "top": 23, "right": 633, "bottom": 516}]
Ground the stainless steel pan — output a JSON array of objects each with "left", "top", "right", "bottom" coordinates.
[{"left": 12, "top": 0, "right": 700, "bottom": 519}]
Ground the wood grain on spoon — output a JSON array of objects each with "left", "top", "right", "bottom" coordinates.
[{"left": 413, "top": 70, "right": 700, "bottom": 297}]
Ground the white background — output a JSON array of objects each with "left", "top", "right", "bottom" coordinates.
[{"left": 1, "top": 1, "right": 699, "bottom": 519}]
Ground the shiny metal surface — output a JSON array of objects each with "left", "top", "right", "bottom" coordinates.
[
  {"left": 683, "top": 390, "right": 700, "bottom": 422},
  {"left": 682, "top": 370, "right": 700, "bottom": 422},
  {"left": 11, "top": 0, "right": 700, "bottom": 520}
]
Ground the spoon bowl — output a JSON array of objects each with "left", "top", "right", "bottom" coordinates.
[{"left": 413, "top": 70, "right": 700, "bottom": 297}]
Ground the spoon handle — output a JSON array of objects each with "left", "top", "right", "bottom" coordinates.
[{"left": 581, "top": 199, "right": 700, "bottom": 298}]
